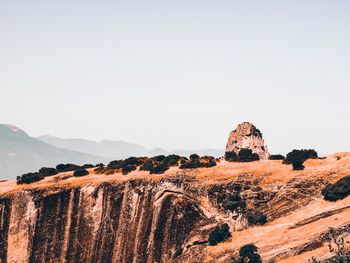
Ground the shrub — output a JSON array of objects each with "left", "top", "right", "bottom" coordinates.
[
  {"left": 122, "top": 165, "right": 137, "bottom": 175},
  {"left": 236, "top": 244, "right": 262, "bottom": 263},
  {"left": 150, "top": 163, "right": 169, "bottom": 174},
  {"left": 189, "top": 154, "right": 200, "bottom": 161},
  {"left": 140, "top": 161, "right": 154, "bottom": 171},
  {"left": 81, "top": 164, "right": 94, "bottom": 169},
  {"left": 180, "top": 155, "right": 217, "bottom": 169},
  {"left": 322, "top": 176, "right": 350, "bottom": 201},
  {"left": 238, "top": 149, "right": 260, "bottom": 162},
  {"left": 208, "top": 223, "right": 231, "bottom": 246},
  {"left": 283, "top": 149, "right": 318, "bottom": 164},
  {"left": 269, "top": 154, "right": 285, "bottom": 160},
  {"left": 56, "top": 163, "right": 80, "bottom": 172},
  {"left": 225, "top": 151, "right": 238, "bottom": 162},
  {"left": 17, "top": 172, "right": 44, "bottom": 184},
  {"left": 38, "top": 167, "right": 58, "bottom": 177},
  {"left": 247, "top": 211, "right": 268, "bottom": 225},
  {"left": 292, "top": 160, "right": 305, "bottom": 170},
  {"left": 152, "top": 155, "right": 166, "bottom": 162},
  {"left": 164, "top": 154, "right": 181, "bottom": 166},
  {"left": 73, "top": 169, "right": 89, "bottom": 177},
  {"left": 222, "top": 194, "right": 246, "bottom": 211}
]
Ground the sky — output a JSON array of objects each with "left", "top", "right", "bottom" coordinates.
[{"left": 1, "top": 0, "right": 349, "bottom": 155}]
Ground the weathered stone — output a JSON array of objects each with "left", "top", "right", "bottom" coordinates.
[{"left": 225, "top": 122, "right": 270, "bottom": 160}]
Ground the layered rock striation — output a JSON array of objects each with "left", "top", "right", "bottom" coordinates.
[{"left": 226, "top": 122, "right": 270, "bottom": 160}]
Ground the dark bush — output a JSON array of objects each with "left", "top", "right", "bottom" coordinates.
[
  {"left": 283, "top": 149, "right": 318, "bottom": 164},
  {"left": 180, "top": 155, "right": 217, "bottom": 169},
  {"left": 189, "top": 154, "right": 200, "bottom": 161},
  {"left": 164, "top": 154, "right": 181, "bottom": 166},
  {"left": 222, "top": 194, "right": 246, "bottom": 211},
  {"left": 208, "top": 223, "right": 231, "bottom": 246},
  {"left": 238, "top": 149, "right": 260, "bottom": 162},
  {"left": 292, "top": 160, "right": 305, "bottom": 170},
  {"left": 123, "top": 157, "right": 144, "bottom": 166},
  {"left": 56, "top": 163, "right": 80, "bottom": 172},
  {"left": 150, "top": 163, "right": 169, "bottom": 174},
  {"left": 81, "top": 164, "right": 94, "bottom": 169},
  {"left": 247, "top": 210, "right": 268, "bottom": 225},
  {"left": 152, "top": 155, "right": 166, "bottom": 162},
  {"left": 122, "top": 165, "right": 137, "bottom": 175},
  {"left": 322, "top": 176, "right": 350, "bottom": 201},
  {"left": 73, "top": 169, "right": 89, "bottom": 177},
  {"left": 237, "top": 244, "right": 262, "bottom": 263},
  {"left": 17, "top": 172, "right": 44, "bottom": 184},
  {"left": 140, "top": 160, "right": 154, "bottom": 171},
  {"left": 269, "top": 154, "right": 285, "bottom": 160},
  {"left": 38, "top": 167, "right": 58, "bottom": 177},
  {"left": 225, "top": 151, "right": 238, "bottom": 162}
]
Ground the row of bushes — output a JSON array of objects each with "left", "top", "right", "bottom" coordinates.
[
  {"left": 17, "top": 163, "right": 96, "bottom": 184},
  {"left": 225, "top": 149, "right": 260, "bottom": 163},
  {"left": 97, "top": 154, "right": 218, "bottom": 176},
  {"left": 179, "top": 154, "right": 217, "bottom": 169}
]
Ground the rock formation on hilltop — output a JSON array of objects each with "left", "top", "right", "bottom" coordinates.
[{"left": 226, "top": 122, "right": 270, "bottom": 160}]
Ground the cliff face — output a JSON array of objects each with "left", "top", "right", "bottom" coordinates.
[
  {"left": 1, "top": 153, "right": 350, "bottom": 263},
  {"left": 226, "top": 122, "right": 270, "bottom": 160}
]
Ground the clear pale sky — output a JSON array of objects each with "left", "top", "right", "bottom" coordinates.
[{"left": 1, "top": 0, "right": 349, "bottom": 155}]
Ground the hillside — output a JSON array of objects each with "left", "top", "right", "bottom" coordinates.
[
  {"left": 0, "top": 124, "right": 109, "bottom": 179},
  {"left": 1, "top": 152, "right": 350, "bottom": 262},
  {"left": 38, "top": 135, "right": 223, "bottom": 159}
]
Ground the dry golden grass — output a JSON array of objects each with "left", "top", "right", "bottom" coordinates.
[{"left": 1, "top": 152, "right": 350, "bottom": 198}]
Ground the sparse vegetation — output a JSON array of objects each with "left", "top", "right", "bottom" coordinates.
[
  {"left": 322, "top": 176, "right": 350, "bottom": 201},
  {"left": 247, "top": 210, "right": 268, "bottom": 226},
  {"left": 208, "top": 223, "right": 231, "bottom": 246}
]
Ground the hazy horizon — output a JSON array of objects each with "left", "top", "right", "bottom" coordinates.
[{"left": 1, "top": 1, "right": 350, "bottom": 155}]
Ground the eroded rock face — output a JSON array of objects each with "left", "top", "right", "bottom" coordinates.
[{"left": 226, "top": 122, "right": 270, "bottom": 160}]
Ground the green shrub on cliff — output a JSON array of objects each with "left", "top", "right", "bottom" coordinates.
[
  {"left": 222, "top": 194, "right": 246, "bottom": 211},
  {"left": 247, "top": 210, "right": 268, "bottom": 226},
  {"left": 208, "top": 223, "right": 231, "bottom": 246},
  {"left": 322, "top": 176, "right": 350, "bottom": 201},
  {"left": 235, "top": 244, "right": 262, "bottom": 263}
]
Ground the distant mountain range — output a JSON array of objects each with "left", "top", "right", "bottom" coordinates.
[
  {"left": 0, "top": 124, "right": 223, "bottom": 179},
  {"left": 38, "top": 135, "right": 223, "bottom": 160},
  {"left": 0, "top": 124, "right": 109, "bottom": 179}
]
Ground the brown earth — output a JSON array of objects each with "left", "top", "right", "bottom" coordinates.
[{"left": 0, "top": 152, "right": 350, "bottom": 263}]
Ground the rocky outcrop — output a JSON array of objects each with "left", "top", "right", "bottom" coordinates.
[
  {"left": 225, "top": 122, "right": 270, "bottom": 160},
  {"left": 0, "top": 170, "right": 333, "bottom": 263}
]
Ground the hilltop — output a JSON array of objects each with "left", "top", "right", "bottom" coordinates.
[{"left": 1, "top": 152, "right": 350, "bottom": 262}]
